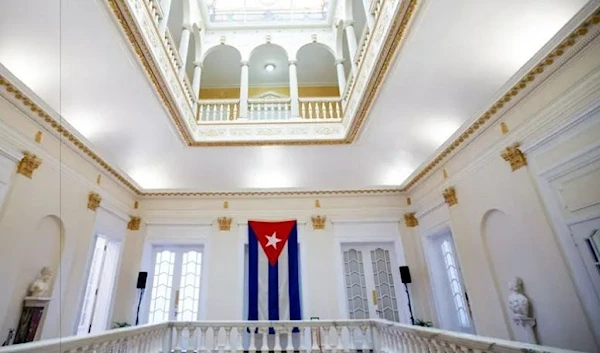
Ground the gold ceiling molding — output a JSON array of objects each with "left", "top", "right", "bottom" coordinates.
[
  {"left": 401, "top": 9, "right": 600, "bottom": 192},
  {"left": 1, "top": 8, "right": 598, "bottom": 198},
  {"left": 0, "top": 76, "right": 141, "bottom": 195},
  {"left": 106, "top": 0, "right": 420, "bottom": 147}
]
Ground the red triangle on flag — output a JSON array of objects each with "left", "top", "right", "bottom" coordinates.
[{"left": 249, "top": 220, "right": 296, "bottom": 266}]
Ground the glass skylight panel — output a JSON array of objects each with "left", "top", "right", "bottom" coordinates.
[{"left": 208, "top": 0, "right": 329, "bottom": 24}]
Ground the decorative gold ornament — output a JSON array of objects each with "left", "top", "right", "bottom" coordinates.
[
  {"left": 315, "top": 200, "right": 321, "bottom": 208},
  {"left": 134, "top": 201, "right": 139, "bottom": 209},
  {"left": 442, "top": 168, "right": 448, "bottom": 179},
  {"left": 500, "top": 122, "right": 509, "bottom": 135},
  {"left": 96, "top": 174, "right": 102, "bottom": 185},
  {"left": 128, "top": 216, "right": 141, "bottom": 231},
  {"left": 311, "top": 215, "right": 326, "bottom": 230},
  {"left": 17, "top": 151, "right": 42, "bottom": 179},
  {"left": 87, "top": 192, "right": 102, "bottom": 211},
  {"left": 223, "top": 201, "right": 229, "bottom": 209},
  {"left": 404, "top": 213, "right": 418, "bottom": 228},
  {"left": 443, "top": 187, "right": 458, "bottom": 206},
  {"left": 34, "top": 131, "right": 43, "bottom": 143},
  {"left": 501, "top": 143, "right": 527, "bottom": 171},
  {"left": 217, "top": 217, "right": 232, "bottom": 231},
  {"left": 406, "top": 197, "right": 411, "bottom": 206}
]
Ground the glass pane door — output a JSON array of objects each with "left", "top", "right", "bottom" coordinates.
[
  {"left": 341, "top": 243, "right": 403, "bottom": 322},
  {"left": 147, "top": 246, "right": 203, "bottom": 323},
  {"left": 569, "top": 218, "right": 600, "bottom": 302}
]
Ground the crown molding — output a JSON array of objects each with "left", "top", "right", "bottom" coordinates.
[{"left": 401, "top": 4, "right": 600, "bottom": 192}]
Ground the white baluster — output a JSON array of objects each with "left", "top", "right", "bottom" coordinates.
[
  {"left": 249, "top": 326, "right": 257, "bottom": 352},
  {"left": 219, "top": 103, "right": 225, "bottom": 121},
  {"left": 328, "top": 102, "right": 334, "bottom": 119},
  {"left": 277, "top": 102, "right": 282, "bottom": 120},
  {"left": 261, "top": 327, "right": 269, "bottom": 352},
  {"left": 308, "top": 102, "right": 313, "bottom": 119},
  {"left": 335, "top": 101, "right": 341, "bottom": 119},
  {"left": 315, "top": 102, "right": 321, "bottom": 119},
  {"left": 198, "top": 104, "right": 204, "bottom": 122},
  {"left": 250, "top": 103, "right": 255, "bottom": 120},
  {"left": 323, "top": 326, "right": 333, "bottom": 352},
  {"left": 301, "top": 101, "right": 306, "bottom": 118},
  {"left": 199, "top": 327, "right": 208, "bottom": 353},
  {"left": 225, "top": 104, "right": 231, "bottom": 122},
  {"left": 175, "top": 326, "right": 184, "bottom": 353},
  {"left": 274, "top": 327, "right": 282, "bottom": 352},
  {"left": 311, "top": 327, "right": 319, "bottom": 353},
  {"left": 321, "top": 102, "right": 327, "bottom": 119},
  {"left": 212, "top": 326, "right": 220, "bottom": 353},
  {"left": 224, "top": 327, "right": 232, "bottom": 353},
  {"left": 285, "top": 327, "right": 294, "bottom": 353},
  {"left": 233, "top": 103, "right": 238, "bottom": 120},
  {"left": 360, "top": 325, "right": 370, "bottom": 350}
]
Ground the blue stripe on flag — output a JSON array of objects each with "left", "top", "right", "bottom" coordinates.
[
  {"left": 268, "top": 262, "right": 279, "bottom": 320},
  {"left": 248, "top": 227, "right": 259, "bottom": 321},
  {"left": 288, "top": 223, "right": 302, "bottom": 320}
]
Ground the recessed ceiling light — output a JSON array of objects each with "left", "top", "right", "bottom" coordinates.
[{"left": 264, "top": 64, "right": 276, "bottom": 72}]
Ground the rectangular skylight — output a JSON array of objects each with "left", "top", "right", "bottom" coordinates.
[{"left": 207, "top": 0, "right": 329, "bottom": 24}]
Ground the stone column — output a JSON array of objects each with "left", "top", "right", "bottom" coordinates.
[
  {"left": 239, "top": 61, "right": 249, "bottom": 119},
  {"left": 178, "top": 26, "right": 192, "bottom": 78},
  {"left": 335, "top": 59, "right": 347, "bottom": 96},
  {"left": 344, "top": 22, "right": 359, "bottom": 76},
  {"left": 288, "top": 60, "right": 300, "bottom": 118},
  {"left": 191, "top": 61, "right": 203, "bottom": 115},
  {"left": 159, "top": 0, "right": 172, "bottom": 35}
]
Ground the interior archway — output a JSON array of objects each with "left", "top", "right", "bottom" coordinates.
[
  {"left": 297, "top": 43, "right": 338, "bottom": 98},
  {"left": 248, "top": 43, "right": 289, "bottom": 98},
  {"left": 200, "top": 45, "right": 242, "bottom": 99}
]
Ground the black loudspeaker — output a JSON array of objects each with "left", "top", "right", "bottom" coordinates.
[
  {"left": 136, "top": 272, "right": 148, "bottom": 289},
  {"left": 399, "top": 266, "right": 412, "bottom": 284}
]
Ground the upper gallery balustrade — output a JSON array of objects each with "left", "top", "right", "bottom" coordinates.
[{"left": 110, "top": 0, "right": 402, "bottom": 143}]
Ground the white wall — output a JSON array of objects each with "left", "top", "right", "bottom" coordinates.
[
  {"left": 404, "top": 32, "right": 600, "bottom": 352},
  {"left": 0, "top": 83, "right": 136, "bottom": 341}
]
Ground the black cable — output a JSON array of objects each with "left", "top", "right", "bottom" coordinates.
[
  {"left": 404, "top": 283, "right": 414, "bottom": 325},
  {"left": 135, "top": 288, "right": 145, "bottom": 325}
]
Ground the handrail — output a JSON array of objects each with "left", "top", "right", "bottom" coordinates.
[
  {"left": 298, "top": 97, "right": 341, "bottom": 103},
  {"left": 199, "top": 98, "right": 241, "bottom": 105},
  {"left": 0, "top": 319, "right": 580, "bottom": 353},
  {"left": 247, "top": 97, "right": 291, "bottom": 104}
]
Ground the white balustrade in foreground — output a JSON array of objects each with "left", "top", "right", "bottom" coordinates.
[
  {"left": 248, "top": 98, "right": 292, "bottom": 121},
  {"left": 198, "top": 99, "right": 240, "bottom": 122},
  {"left": 299, "top": 97, "right": 343, "bottom": 120},
  {"left": 0, "top": 319, "right": 582, "bottom": 353}
]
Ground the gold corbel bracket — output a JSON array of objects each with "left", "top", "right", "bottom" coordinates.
[
  {"left": 311, "top": 215, "right": 326, "bottom": 230},
  {"left": 501, "top": 143, "right": 527, "bottom": 171},
  {"left": 87, "top": 192, "right": 102, "bottom": 211},
  {"left": 443, "top": 187, "right": 458, "bottom": 207},
  {"left": 128, "top": 216, "right": 141, "bottom": 231},
  {"left": 17, "top": 151, "right": 42, "bottom": 179},
  {"left": 404, "top": 213, "right": 418, "bottom": 228},
  {"left": 218, "top": 217, "right": 232, "bottom": 231}
]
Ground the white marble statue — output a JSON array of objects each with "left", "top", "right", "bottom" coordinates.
[
  {"left": 507, "top": 277, "right": 538, "bottom": 344},
  {"left": 27, "top": 267, "right": 53, "bottom": 297}
]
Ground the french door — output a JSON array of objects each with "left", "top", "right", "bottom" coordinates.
[
  {"left": 569, "top": 218, "right": 600, "bottom": 302},
  {"left": 77, "top": 235, "right": 121, "bottom": 334},
  {"left": 147, "top": 246, "right": 203, "bottom": 323},
  {"left": 341, "top": 243, "right": 403, "bottom": 322}
]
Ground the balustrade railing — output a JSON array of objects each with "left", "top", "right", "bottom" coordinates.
[
  {"left": 0, "top": 319, "right": 579, "bottom": 353},
  {"left": 145, "top": 0, "right": 163, "bottom": 25},
  {"left": 355, "top": 27, "right": 371, "bottom": 69},
  {"left": 299, "top": 97, "right": 343, "bottom": 120},
  {"left": 247, "top": 98, "right": 292, "bottom": 121},
  {"left": 163, "top": 30, "right": 184, "bottom": 74},
  {"left": 197, "top": 99, "right": 240, "bottom": 122}
]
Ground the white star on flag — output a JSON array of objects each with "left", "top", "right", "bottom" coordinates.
[{"left": 265, "top": 231, "right": 282, "bottom": 249}]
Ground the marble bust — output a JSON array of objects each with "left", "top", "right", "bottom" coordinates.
[
  {"left": 27, "top": 267, "right": 53, "bottom": 297},
  {"left": 508, "top": 277, "right": 530, "bottom": 319}
]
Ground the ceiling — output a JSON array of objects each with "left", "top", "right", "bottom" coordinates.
[{"left": 0, "top": 0, "right": 590, "bottom": 192}]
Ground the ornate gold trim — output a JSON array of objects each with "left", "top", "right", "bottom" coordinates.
[
  {"left": 404, "top": 213, "right": 418, "bottom": 228},
  {"left": 217, "top": 217, "right": 232, "bottom": 231},
  {"left": 501, "top": 143, "right": 528, "bottom": 171},
  {"left": 34, "top": 131, "right": 43, "bottom": 144},
  {"left": 406, "top": 197, "right": 411, "bottom": 206},
  {"left": 500, "top": 122, "right": 509, "bottom": 135},
  {"left": 443, "top": 187, "right": 458, "bottom": 207},
  {"left": 401, "top": 10, "right": 600, "bottom": 191},
  {"left": 128, "top": 216, "right": 141, "bottom": 231},
  {"left": 311, "top": 215, "right": 326, "bottom": 230},
  {"left": 1, "top": 9, "right": 597, "bottom": 197},
  {"left": 314, "top": 199, "right": 321, "bottom": 208},
  {"left": 88, "top": 192, "right": 102, "bottom": 211},
  {"left": 17, "top": 151, "right": 42, "bottom": 179},
  {"left": 134, "top": 200, "right": 139, "bottom": 209},
  {"left": 223, "top": 201, "right": 229, "bottom": 209}
]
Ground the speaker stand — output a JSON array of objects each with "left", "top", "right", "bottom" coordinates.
[
  {"left": 404, "top": 283, "right": 414, "bottom": 325},
  {"left": 135, "top": 288, "right": 145, "bottom": 326}
]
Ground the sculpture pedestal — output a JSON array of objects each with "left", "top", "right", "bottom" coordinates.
[
  {"left": 13, "top": 297, "right": 51, "bottom": 344},
  {"left": 514, "top": 317, "right": 538, "bottom": 345}
]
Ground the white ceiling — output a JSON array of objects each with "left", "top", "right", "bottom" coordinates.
[{"left": 0, "top": 0, "right": 590, "bottom": 192}]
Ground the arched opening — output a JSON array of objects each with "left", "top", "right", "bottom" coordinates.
[
  {"left": 352, "top": 0, "right": 368, "bottom": 41},
  {"left": 296, "top": 43, "right": 337, "bottom": 97},
  {"left": 248, "top": 43, "right": 289, "bottom": 98},
  {"left": 200, "top": 45, "right": 242, "bottom": 99}
]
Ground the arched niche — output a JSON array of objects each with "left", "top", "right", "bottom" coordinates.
[
  {"left": 200, "top": 44, "right": 242, "bottom": 99},
  {"left": 296, "top": 43, "right": 337, "bottom": 97},
  {"left": 248, "top": 43, "right": 289, "bottom": 95}
]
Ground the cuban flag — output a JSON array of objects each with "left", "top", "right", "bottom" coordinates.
[{"left": 247, "top": 220, "right": 301, "bottom": 322}]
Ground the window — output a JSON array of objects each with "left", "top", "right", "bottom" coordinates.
[
  {"left": 440, "top": 240, "right": 471, "bottom": 328},
  {"left": 147, "top": 246, "right": 203, "bottom": 323},
  {"left": 207, "top": 0, "right": 329, "bottom": 24}
]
